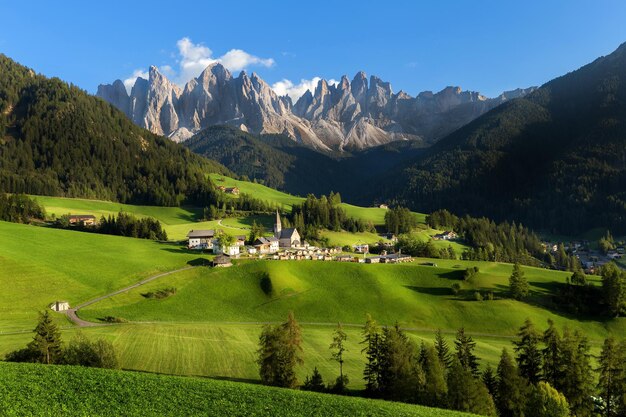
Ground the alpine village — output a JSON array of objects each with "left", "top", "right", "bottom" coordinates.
[{"left": 1, "top": 3, "right": 626, "bottom": 417}]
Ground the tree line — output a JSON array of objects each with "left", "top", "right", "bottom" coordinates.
[
  {"left": 258, "top": 313, "right": 625, "bottom": 417},
  {"left": 0, "top": 193, "right": 45, "bottom": 223},
  {"left": 5, "top": 310, "right": 118, "bottom": 369},
  {"left": 55, "top": 211, "right": 167, "bottom": 241}
]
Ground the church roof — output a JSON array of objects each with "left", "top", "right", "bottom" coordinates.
[{"left": 279, "top": 228, "right": 298, "bottom": 239}]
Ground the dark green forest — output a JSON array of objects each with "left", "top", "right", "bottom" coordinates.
[
  {"left": 0, "top": 54, "right": 228, "bottom": 206},
  {"left": 376, "top": 42, "right": 626, "bottom": 234}
]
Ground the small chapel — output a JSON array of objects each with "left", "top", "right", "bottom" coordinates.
[{"left": 274, "top": 210, "right": 301, "bottom": 248}]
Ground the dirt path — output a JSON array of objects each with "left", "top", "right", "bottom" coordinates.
[
  {"left": 64, "top": 266, "right": 196, "bottom": 327},
  {"left": 217, "top": 219, "right": 249, "bottom": 231}
]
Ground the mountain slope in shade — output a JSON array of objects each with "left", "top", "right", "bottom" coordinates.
[
  {"left": 377, "top": 42, "right": 626, "bottom": 234},
  {"left": 98, "top": 65, "right": 534, "bottom": 151}
]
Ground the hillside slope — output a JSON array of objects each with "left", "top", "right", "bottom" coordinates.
[
  {"left": 0, "top": 54, "right": 228, "bottom": 205},
  {"left": 0, "top": 362, "right": 475, "bottom": 417},
  {"left": 379, "top": 42, "right": 626, "bottom": 234}
]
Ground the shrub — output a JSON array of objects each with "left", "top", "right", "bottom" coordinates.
[
  {"left": 142, "top": 287, "right": 177, "bottom": 299},
  {"left": 474, "top": 291, "right": 483, "bottom": 301},
  {"left": 451, "top": 283, "right": 461, "bottom": 295}
]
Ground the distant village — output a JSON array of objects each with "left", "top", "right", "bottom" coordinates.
[{"left": 187, "top": 210, "right": 412, "bottom": 267}]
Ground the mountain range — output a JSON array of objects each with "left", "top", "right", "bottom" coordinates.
[{"left": 98, "top": 65, "right": 534, "bottom": 151}]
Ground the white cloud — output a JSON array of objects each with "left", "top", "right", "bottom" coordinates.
[
  {"left": 123, "top": 69, "right": 148, "bottom": 93},
  {"left": 272, "top": 77, "right": 339, "bottom": 102},
  {"left": 122, "top": 37, "right": 275, "bottom": 91}
]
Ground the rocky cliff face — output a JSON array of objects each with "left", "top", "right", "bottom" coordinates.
[{"left": 98, "top": 65, "right": 534, "bottom": 151}]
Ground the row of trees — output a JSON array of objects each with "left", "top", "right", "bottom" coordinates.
[
  {"left": 56, "top": 212, "right": 167, "bottom": 241},
  {"left": 385, "top": 207, "right": 419, "bottom": 235},
  {"left": 201, "top": 193, "right": 279, "bottom": 220},
  {"left": 257, "top": 314, "right": 626, "bottom": 417},
  {"left": 5, "top": 311, "right": 118, "bottom": 369},
  {"left": 0, "top": 193, "right": 45, "bottom": 223}
]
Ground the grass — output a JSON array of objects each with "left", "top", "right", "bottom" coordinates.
[
  {"left": 0, "top": 362, "right": 476, "bottom": 417},
  {"left": 0, "top": 221, "right": 205, "bottom": 331},
  {"left": 210, "top": 173, "right": 304, "bottom": 210}
]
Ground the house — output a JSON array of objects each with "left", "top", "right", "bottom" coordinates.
[
  {"left": 235, "top": 235, "right": 246, "bottom": 246},
  {"left": 354, "top": 244, "right": 369, "bottom": 253},
  {"left": 378, "top": 204, "right": 389, "bottom": 209},
  {"left": 49, "top": 301, "right": 70, "bottom": 312},
  {"left": 434, "top": 231, "right": 457, "bottom": 241},
  {"left": 274, "top": 210, "right": 301, "bottom": 248},
  {"left": 68, "top": 215, "right": 97, "bottom": 226},
  {"left": 225, "top": 187, "right": 240, "bottom": 195},
  {"left": 212, "top": 240, "right": 240, "bottom": 256},
  {"left": 254, "top": 237, "right": 280, "bottom": 254},
  {"left": 217, "top": 185, "right": 226, "bottom": 192},
  {"left": 246, "top": 246, "right": 257, "bottom": 255},
  {"left": 365, "top": 256, "right": 381, "bottom": 264},
  {"left": 335, "top": 255, "right": 354, "bottom": 262},
  {"left": 379, "top": 233, "right": 398, "bottom": 242},
  {"left": 380, "top": 253, "right": 413, "bottom": 264},
  {"left": 187, "top": 230, "right": 216, "bottom": 249},
  {"left": 212, "top": 255, "right": 232, "bottom": 268}
]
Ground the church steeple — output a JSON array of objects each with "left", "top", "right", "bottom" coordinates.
[{"left": 274, "top": 209, "right": 282, "bottom": 238}]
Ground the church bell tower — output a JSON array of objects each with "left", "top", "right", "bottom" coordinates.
[{"left": 274, "top": 209, "right": 282, "bottom": 238}]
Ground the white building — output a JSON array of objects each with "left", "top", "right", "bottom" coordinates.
[
  {"left": 50, "top": 301, "right": 70, "bottom": 312},
  {"left": 212, "top": 240, "right": 240, "bottom": 256},
  {"left": 274, "top": 210, "right": 301, "bottom": 248},
  {"left": 187, "top": 230, "right": 216, "bottom": 249},
  {"left": 254, "top": 236, "right": 280, "bottom": 254}
]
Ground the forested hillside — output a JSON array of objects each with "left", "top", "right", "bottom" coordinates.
[
  {"left": 0, "top": 55, "right": 228, "bottom": 206},
  {"left": 379, "top": 42, "right": 626, "bottom": 234}
]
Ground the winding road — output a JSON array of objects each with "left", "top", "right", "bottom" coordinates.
[{"left": 64, "top": 266, "right": 196, "bottom": 327}]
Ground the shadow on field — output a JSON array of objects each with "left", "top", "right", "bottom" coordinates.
[
  {"left": 404, "top": 285, "right": 452, "bottom": 296},
  {"left": 187, "top": 258, "right": 210, "bottom": 267},
  {"left": 433, "top": 270, "right": 465, "bottom": 280}
]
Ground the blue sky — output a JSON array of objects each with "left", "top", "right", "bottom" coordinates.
[{"left": 1, "top": 1, "right": 626, "bottom": 99}]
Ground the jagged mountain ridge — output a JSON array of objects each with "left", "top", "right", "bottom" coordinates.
[{"left": 98, "top": 64, "right": 534, "bottom": 151}]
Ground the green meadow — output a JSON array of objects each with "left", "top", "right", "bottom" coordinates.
[{"left": 0, "top": 362, "right": 476, "bottom": 417}]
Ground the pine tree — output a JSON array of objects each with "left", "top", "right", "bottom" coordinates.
[
  {"left": 509, "top": 263, "right": 530, "bottom": 300},
  {"left": 378, "top": 324, "right": 422, "bottom": 402},
  {"left": 454, "top": 328, "right": 480, "bottom": 377},
  {"left": 597, "top": 337, "right": 622, "bottom": 417},
  {"left": 302, "top": 367, "right": 325, "bottom": 392},
  {"left": 256, "top": 312, "right": 303, "bottom": 388},
  {"left": 601, "top": 262, "right": 626, "bottom": 317},
  {"left": 329, "top": 323, "right": 348, "bottom": 391},
  {"left": 495, "top": 348, "right": 528, "bottom": 417},
  {"left": 434, "top": 328, "right": 452, "bottom": 368},
  {"left": 482, "top": 364, "right": 498, "bottom": 398},
  {"left": 447, "top": 359, "right": 497, "bottom": 416},
  {"left": 28, "top": 310, "right": 63, "bottom": 364},
  {"left": 418, "top": 343, "right": 448, "bottom": 407},
  {"left": 279, "top": 311, "right": 304, "bottom": 388},
  {"left": 513, "top": 318, "right": 542, "bottom": 384},
  {"left": 542, "top": 319, "right": 563, "bottom": 388},
  {"left": 559, "top": 328, "right": 594, "bottom": 417},
  {"left": 361, "top": 314, "right": 381, "bottom": 394}
]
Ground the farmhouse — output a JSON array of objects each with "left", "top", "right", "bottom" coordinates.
[
  {"left": 380, "top": 253, "right": 413, "bottom": 264},
  {"left": 274, "top": 210, "right": 300, "bottom": 248},
  {"left": 434, "top": 231, "right": 457, "bottom": 241},
  {"left": 187, "top": 230, "right": 215, "bottom": 249},
  {"left": 354, "top": 244, "right": 369, "bottom": 253},
  {"left": 379, "top": 204, "right": 389, "bottom": 209},
  {"left": 379, "top": 233, "right": 398, "bottom": 242},
  {"left": 68, "top": 214, "right": 97, "bottom": 226},
  {"left": 235, "top": 235, "right": 246, "bottom": 246},
  {"left": 212, "top": 240, "right": 240, "bottom": 256},
  {"left": 212, "top": 254, "right": 232, "bottom": 268},
  {"left": 365, "top": 256, "right": 381, "bottom": 264},
  {"left": 49, "top": 301, "right": 70, "bottom": 312},
  {"left": 225, "top": 187, "right": 240, "bottom": 195},
  {"left": 254, "top": 236, "right": 280, "bottom": 254}
]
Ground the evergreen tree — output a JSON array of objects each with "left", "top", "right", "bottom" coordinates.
[
  {"left": 418, "top": 343, "right": 448, "bottom": 407},
  {"left": 378, "top": 324, "right": 422, "bottom": 402},
  {"left": 482, "top": 364, "right": 498, "bottom": 398},
  {"left": 454, "top": 328, "right": 480, "bottom": 377},
  {"left": 559, "top": 328, "right": 594, "bottom": 417},
  {"left": 302, "top": 367, "right": 325, "bottom": 392},
  {"left": 434, "top": 328, "right": 452, "bottom": 368},
  {"left": 601, "top": 262, "right": 626, "bottom": 317},
  {"left": 256, "top": 312, "right": 303, "bottom": 388},
  {"left": 361, "top": 314, "right": 381, "bottom": 394},
  {"left": 495, "top": 348, "right": 528, "bottom": 417},
  {"left": 513, "top": 318, "right": 542, "bottom": 384},
  {"left": 597, "top": 337, "right": 623, "bottom": 417},
  {"left": 509, "top": 263, "right": 530, "bottom": 300},
  {"left": 329, "top": 323, "right": 348, "bottom": 392},
  {"left": 280, "top": 311, "right": 304, "bottom": 388},
  {"left": 28, "top": 310, "right": 63, "bottom": 365},
  {"left": 542, "top": 319, "right": 563, "bottom": 388},
  {"left": 447, "top": 359, "right": 497, "bottom": 416},
  {"left": 525, "top": 381, "right": 570, "bottom": 417}
]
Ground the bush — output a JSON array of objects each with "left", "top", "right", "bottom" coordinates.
[
  {"left": 142, "top": 287, "right": 177, "bottom": 299},
  {"left": 451, "top": 283, "right": 461, "bottom": 295},
  {"left": 474, "top": 291, "right": 483, "bottom": 301},
  {"left": 101, "top": 316, "right": 127, "bottom": 323},
  {"left": 63, "top": 333, "right": 119, "bottom": 369}
]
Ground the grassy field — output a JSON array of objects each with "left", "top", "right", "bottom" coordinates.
[
  {"left": 0, "top": 362, "right": 475, "bottom": 417},
  {"left": 0, "top": 221, "right": 204, "bottom": 331}
]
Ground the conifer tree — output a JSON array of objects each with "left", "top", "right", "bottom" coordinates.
[
  {"left": 495, "top": 348, "right": 528, "bottom": 417},
  {"left": 559, "top": 328, "right": 594, "bottom": 417},
  {"left": 361, "top": 314, "right": 381, "bottom": 394},
  {"left": 509, "top": 263, "right": 529, "bottom": 300},
  {"left": 597, "top": 337, "right": 623, "bottom": 417},
  {"left": 525, "top": 381, "right": 570, "bottom": 417},
  {"left": 601, "top": 262, "right": 626, "bottom": 317},
  {"left": 418, "top": 343, "right": 448, "bottom": 407},
  {"left": 542, "top": 319, "right": 563, "bottom": 388},
  {"left": 454, "top": 328, "right": 480, "bottom": 377},
  {"left": 329, "top": 323, "right": 348, "bottom": 391},
  {"left": 482, "top": 364, "right": 498, "bottom": 398},
  {"left": 28, "top": 310, "right": 63, "bottom": 365},
  {"left": 302, "top": 367, "right": 325, "bottom": 392},
  {"left": 378, "top": 324, "right": 422, "bottom": 402},
  {"left": 257, "top": 312, "right": 303, "bottom": 388},
  {"left": 513, "top": 318, "right": 542, "bottom": 384},
  {"left": 434, "top": 328, "right": 452, "bottom": 368},
  {"left": 447, "top": 359, "right": 497, "bottom": 416}
]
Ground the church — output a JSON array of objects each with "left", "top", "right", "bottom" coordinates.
[{"left": 274, "top": 210, "right": 301, "bottom": 248}]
